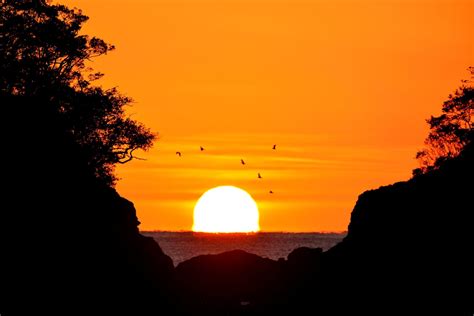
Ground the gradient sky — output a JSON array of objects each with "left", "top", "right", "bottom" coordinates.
[{"left": 60, "top": 0, "right": 473, "bottom": 232}]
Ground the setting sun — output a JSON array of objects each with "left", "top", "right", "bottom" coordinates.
[{"left": 193, "top": 186, "right": 260, "bottom": 233}]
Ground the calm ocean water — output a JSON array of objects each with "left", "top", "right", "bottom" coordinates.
[{"left": 142, "top": 231, "right": 346, "bottom": 266}]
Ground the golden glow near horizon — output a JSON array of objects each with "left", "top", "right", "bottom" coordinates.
[
  {"left": 193, "top": 186, "right": 260, "bottom": 233},
  {"left": 60, "top": 0, "right": 473, "bottom": 232}
]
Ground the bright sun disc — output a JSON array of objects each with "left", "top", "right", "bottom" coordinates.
[{"left": 193, "top": 186, "right": 260, "bottom": 233}]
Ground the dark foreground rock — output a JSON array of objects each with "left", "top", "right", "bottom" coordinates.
[
  {"left": 176, "top": 250, "right": 284, "bottom": 314},
  {"left": 323, "top": 142, "right": 474, "bottom": 315},
  {"left": 175, "top": 247, "right": 323, "bottom": 315},
  {"left": 1, "top": 96, "right": 175, "bottom": 315}
]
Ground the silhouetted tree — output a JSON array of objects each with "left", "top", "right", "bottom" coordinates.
[
  {"left": 0, "top": 0, "right": 155, "bottom": 185},
  {"left": 415, "top": 67, "right": 473, "bottom": 175}
]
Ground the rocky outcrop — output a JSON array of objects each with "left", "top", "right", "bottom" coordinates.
[
  {"left": 175, "top": 250, "right": 284, "bottom": 314},
  {"left": 1, "top": 96, "right": 175, "bottom": 315},
  {"left": 174, "top": 247, "right": 324, "bottom": 315},
  {"left": 323, "top": 142, "right": 474, "bottom": 314}
]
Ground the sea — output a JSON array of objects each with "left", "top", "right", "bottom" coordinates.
[{"left": 142, "top": 231, "right": 346, "bottom": 266}]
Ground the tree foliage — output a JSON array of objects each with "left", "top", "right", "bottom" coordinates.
[
  {"left": 415, "top": 67, "right": 474, "bottom": 175},
  {"left": 0, "top": 0, "right": 155, "bottom": 185}
]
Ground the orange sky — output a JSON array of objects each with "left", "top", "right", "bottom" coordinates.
[{"left": 61, "top": 0, "right": 473, "bottom": 232}]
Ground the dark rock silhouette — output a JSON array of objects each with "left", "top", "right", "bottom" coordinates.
[
  {"left": 1, "top": 96, "right": 175, "bottom": 315},
  {"left": 323, "top": 141, "right": 474, "bottom": 315},
  {"left": 174, "top": 247, "right": 324, "bottom": 315},
  {"left": 286, "top": 247, "right": 322, "bottom": 282},
  {"left": 282, "top": 247, "right": 323, "bottom": 313},
  {"left": 175, "top": 250, "right": 285, "bottom": 314}
]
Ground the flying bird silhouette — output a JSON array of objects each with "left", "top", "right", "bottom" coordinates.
[
  {"left": 200, "top": 146, "right": 205, "bottom": 151},
  {"left": 176, "top": 152, "right": 182, "bottom": 157},
  {"left": 241, "top": 159, "right": 245, "bottom": 165},
  {"left": 269, "top": 190, "right": 274, "bottom": 194},
  {"left": 272, "top": 144, "right": 277, "bottom": 150},
  {"left": 258, "top": 173, "right": 262, "bottom": 179}
]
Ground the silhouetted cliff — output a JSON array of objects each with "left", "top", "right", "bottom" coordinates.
[
  {"left": 323, "top": 142, "right": 474, "bottom": 315},
  {"left": 1, "top": 96, "right": 175, "bottom": 315}
]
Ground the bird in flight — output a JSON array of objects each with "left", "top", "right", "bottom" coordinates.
[
  {"left": 272, "top": 144, "right": 277, "bottom": 150},
  {"left": 258, "top": 173, "right": 262, "bottom": 179},
  {"left": 269, "top": 190, "right": 274, "bottom": 194},
  {"left": 241, "top": 159, "right": 245, "bottom": 165},
  {"left": 200, "top": 146, "right": 205, "bottom": 151},
  {"left": 176, "top": 152, "right": 182, "bottom": 157}
]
